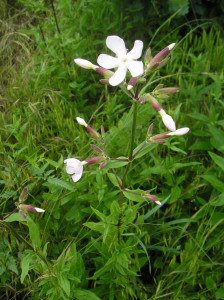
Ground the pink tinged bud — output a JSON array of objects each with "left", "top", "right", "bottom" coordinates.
[
  {"left": 101, "top": 125, "right": 105, "bottom": 138},
  {"left": 19, "top": 204, "right": 45, "bottom": 213},
  {"left": 127, "top": 77, "right": 137, "bottom": 90},
  {"left": 74, "top": 58, "right": 98, "bottom": 70},
  {"left": 84, "top": 156, "right": 105, "bottom": 165},
  {"left": 76, "top": 117, "right": 88, "bottom": 127},
  {"left": 168, "top": 127, "right": 190, "bottom": 136},
  {"left": 96, "top": 67, "right": 114, "bottom": 79},
  {"left": 157, "top": 87, "right": 180, "bottom": 94},
  {"left": 99, "top": 161, "right": 106, "bottom": 169},
  {"left": 150, "top": 43, "right": 175, "bottom": 65},
  {"left": 151, "top": 133, "right": 170, "bottom": 140},
  {"left": 159, "top": 109, "right": 176, "bottom": 131},
  {"left": 90, "top": 144, "right": 103, "bottom": 154},
  {"left": 86, "top": 125, "right": 100, "bottom": 139},
  {"left": 139, "top": 96, "right": 145, "bottom": 104},
  {"left": 19, "top": 187, "right": 27, "bottom": 203},
  {"left": 145, "top": 94, "right": 162, "bottom": 112},
  {"left": 145, "top": 194, "right": 161, "bottom": 205},
  {"left": 147, "top": 123, "right": 154, "bottom": 135},
  {"left": 153, "top": 139, "right": 166, "bottom": 144}
]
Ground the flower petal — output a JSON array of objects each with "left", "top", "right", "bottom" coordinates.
[
  {"left": 106, "top": 35, "right": 126, "bottom": 57},
  {"left": 72, "top": 172, "right": 83, "bottom": 182},
  {"left": 64, "top": 158, "right": 83, "bottom": 173},
  {"left": 127, "top": 40, "right": 143, "bottom": 59},
  {"left": 109, "top": 63, "right": 127, "bottom": 86},
  {"left": 126, "top": 61, "right": 144, "bottom": 77},
  {"left": 97, "top": 54, "right": 120, "bottom": 69}
]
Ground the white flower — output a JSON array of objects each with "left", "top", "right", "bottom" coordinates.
[
  {"left": 76, "top": 117, "right": 88, "bottom": 127},
  {"left": 64, "top": 158, "right": 87, "bottom": 182},
  {"left": 97, "top": 35, "right": 144, "bottom": 86},
  {"left": 168, "top": 127, "right": 189, "bottom": 136},
  {"left": 74, "top": 58, "right": 98, "bottom": 70},
  {"left": 158, "top": 109, "right": 176, "bottom": 132}
]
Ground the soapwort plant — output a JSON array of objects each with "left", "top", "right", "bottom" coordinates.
[{"left": 67, "top": 36, "right": 189, "bottom": 243}]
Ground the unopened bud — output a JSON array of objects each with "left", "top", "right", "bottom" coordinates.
[
  {"left": 150, "top": 43, "right": 175, "bottom": 66},
  {"left": 96, "top": 67, "right": 114, "bottom": 79},
  {"left": 139, "top": 96, "right": 145, "bottom": 104},
  {"left": 144, "top": 194, "right": 161, "bottom": 205},
  {"left": 144, "top": 47, "right": 152, "bottom": 64},
  {"left": 99, "top": 161, "right": 106, "bottom": 169},
  {"left": 157, "top": 87, "right": 179, "bottom": 94},
  {"left": 86, "top": 125, "right": 100, "bottom": 139},
  {"left": 74, "top": 58, "right": 98, "bottom": 70},
  {"left": 147, "top": 123, "right": 154, "bottom": 135},
  {"left": 127, "top": 77, "right": 137, "bottom": 90},
  {"left": 158, "top": 109, "right": 176, "bottom": 132},
  {"left": 19, "top": 204, "right": 45, "bottom": 213},
  {"left": 19, "top": 211, "right": 27, "bottom": 218},
  {"left": 168, "top": 127, "right": 190, "bottom": 136},
  {"left": 19, "top": 187, "right": 27, "bottom": 203},
  {"left": 101, "top": 125, "right": 105, "bottom": 138},
  {"left": 76, "top": 117, "right": 88, "bottom": 127},
  {"left": 84, "top": 156, "right": 105, "bottom": 165},
  {"left": 90, "top": 144, "right": 103, "bottom": 154},
  {"left": 144, "top": 94, "right": 162, "bottom": 112}
]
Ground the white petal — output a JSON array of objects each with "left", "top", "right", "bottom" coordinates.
[
  {"left": 66, "top": 165, "right": 76, "bottom": 174},
  {"left": 72, "top": 172, "right": 83, "bottom": 182},
  {"left": 35, "top": 207, "right": 45, "bottom": 212},
  {"left": 97, "top": 54, "right": 120, "bottom": 69},
  {"left": 169, "top": 127, "right": 189, "bottom": 136},
  {"left": 74, "top": 58, "right": 97, "bottom": 70},
  {"left": 126, "top": 61, "right": 144, "bottom": 77},
  {"left": 109, "top": 63, "right": 127, "bottom": 86},
  {"left": 162, "top": 114, "right": 176, "bottom": 131},
  {"left": 106, "top": 36, "right": 126, "bottom": 57},
  {"left": 127, "top": 40, "right": 143, "bottom": 59},
  {"left": 64, "top": 158, "right": 83, "bottom": 173}
]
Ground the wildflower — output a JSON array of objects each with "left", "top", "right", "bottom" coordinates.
[
  {"left": 76, "top": 117, "right": 100, "bottom": 139},
  {"left": 144, "top": 194, "right": 161, "bottom": 205},
  {"left": 97, "top": 35, "right": 144, "bottom": 86},
  {"left": 143, "top": 94, "right": 176, "bottom": 131},
  {"left": 19, "top": 204, "right": 45, "bottom": 213},
  {"left": 64, "top": 158, "right": 87, "bottom": 182},
  {"left": 151, "top": 127, "right": 190, "bottom": 141},
  {"left": 74, "top": 58, "right": 98, "bottom": 70}
]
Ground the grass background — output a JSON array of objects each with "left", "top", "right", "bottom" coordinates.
[{"left": 0, "top": 0, "right": 224, "bottom": 299}]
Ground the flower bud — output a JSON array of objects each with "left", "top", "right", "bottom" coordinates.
[
  {"left": 157, "top": 87, "right": 180, "bottom": 94},
  {"left": 90, "top": 144, "right": 103, "bottom": 154},
  {"left": 99, "top": 161, "right": 106, "bottom": 169},
  {"left": 19, "top": 187, "right": 27, "bottom": 203},
  {"left": 19, "top": 204, "right": 45, "bottom": 213},
  {"left": 168, "top": 127, "right": 190, "bottom": 136},
  {"left": 101, "top": 125, "right": 105, "bottom": 138},
  {"left": 144, "top": 194, "right": 161, "bottom": 205},
  {"left": 150, "top": 43, "right": 175, "bottom": 65},
  {"left": 76, "top": 117, "right": 88, "bottom": 127},
  {"left": 144, "top": 47, "right": 152, "bottom": 64},
  {"left": 147, "top": 123, "right": 154, "bottom": 136},
  {"left": 86, "top": 125, "right": 100, "bottom": 139},
  {"left": 127, "top": 77, "right": 137, "bottom": 90},
  {"left": 139, "top": 96, "right": 145, "bottom": 104},
  {"left": 96, "top": 67, "right": 114, "bottom": 79},
  {"left": 84, "top": 156, "right": 105, "bottom": 165},
  {"left": 144, "top": 94, "right": 162, "bottom": 112},
  {"left": 158, "top": 109, "right": 176, "bottom": 132},
  {"left": 74, "top": 58, "right": 98, "bottom": 70}
]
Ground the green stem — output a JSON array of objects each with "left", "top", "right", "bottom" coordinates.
[{"left": 118, "top": 100, "right": 138, "bottom": 241}]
